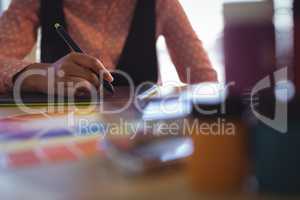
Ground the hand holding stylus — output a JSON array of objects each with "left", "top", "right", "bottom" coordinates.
[
  {"left": 55, "top": 23, "right": 115, "bottom": 94},
  {"left": 14, "top": 24, "right": 115, "bottom": 96},
  {"left": 17, "top": 52, "right": 113, "bottom": 96}
]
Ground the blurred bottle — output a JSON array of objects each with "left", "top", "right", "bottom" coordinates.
[
  {"left": 186, "top": 99, "right": 250, "bottom": 193},
  {"left": 251, "top": 0, "right": 300, "bottom": 195},
  {"left": 253, "top": 90, "right": 300, "bottom": 195},
  {"left": 223, "top": 1, "right": 276, "bottom": 97},
  {"left": 294, "top": 0, "right": 300, "bottom": 93}
]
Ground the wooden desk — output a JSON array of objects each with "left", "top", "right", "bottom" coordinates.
[
  {"left": 0, "top": 88, "right": 297, "bottom": 200},
  {"left": 1, "top": 156, "right": 298, "bottom": 200}
]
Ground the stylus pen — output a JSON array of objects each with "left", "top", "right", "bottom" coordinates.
[{"left": 54, "top": 23, "right": 115, "bottom": 94}]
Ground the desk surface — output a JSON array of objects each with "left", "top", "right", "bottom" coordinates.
[
  {"left": 1, "top": 155, "right": 298, "bottom": 200},
  {"left": 0, "top": 87, "right": 298, "bottom": 200}
]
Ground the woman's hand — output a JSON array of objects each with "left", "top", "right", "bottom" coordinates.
[{"left": 15, "top": 52, "right": 113, "bottom": 96}]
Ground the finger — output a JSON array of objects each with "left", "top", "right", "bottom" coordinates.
[
  {"left": 60, "top": 62, "right": 100, "bottom": 89},
  {"left": 67, "top": 52, "right": 114, "bottom": 82}
]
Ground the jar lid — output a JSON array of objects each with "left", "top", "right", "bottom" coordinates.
[{"left": 223, "top": 1, "right": 274, "bottom": 25}]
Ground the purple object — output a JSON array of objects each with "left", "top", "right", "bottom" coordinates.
[{"left": 223, "top": 1, "right": 276, "bottom": 97}]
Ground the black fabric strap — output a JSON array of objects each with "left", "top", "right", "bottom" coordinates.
[
  {"left": 40, "top": 0, "right": 70, "bottom": 63},
  {"left": 114, "top": 0, "right": 158, "bottom": 86}
]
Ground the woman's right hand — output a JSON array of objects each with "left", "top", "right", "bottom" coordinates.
[{"left": 15, "top": 52, "right": 113, "bottom": 96}]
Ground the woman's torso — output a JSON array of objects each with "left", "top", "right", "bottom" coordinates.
[{"left": 61, "top": 0, "right": 159, "bottom": 70}]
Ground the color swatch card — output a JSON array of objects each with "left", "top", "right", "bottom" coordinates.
[{"left": 0, "top": 110, "right": 106, "bottom": 169}]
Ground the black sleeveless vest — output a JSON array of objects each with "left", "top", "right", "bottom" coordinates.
[{"left": 40, "top": 0, "right": 158, "bottom": 86}]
